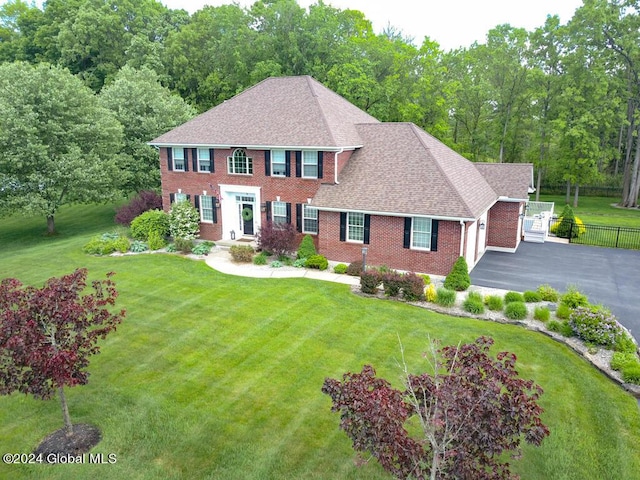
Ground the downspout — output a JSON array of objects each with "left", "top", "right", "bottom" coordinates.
[
  {"left": 459, "top": 220, "right": 466, "bottom": 258},
  {"left": 334, "top": 148, "right": 344, "bottom": 184}
]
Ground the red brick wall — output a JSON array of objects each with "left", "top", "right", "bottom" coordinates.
[
  {"left": 486, "top": 201, "right": 522, "bottom": 249},
  {"left": 317, "top": 211, "right": 462, "bottom": 276}
]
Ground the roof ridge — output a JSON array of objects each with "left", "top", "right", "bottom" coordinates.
[{"left": 305, "top": 76, "right": 339, "bottom": 147}]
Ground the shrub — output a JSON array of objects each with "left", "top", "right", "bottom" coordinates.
[
  {"left": 555, "top": 304, "right": 572, "bottom": 320},
  {"left": 534, "top": 306, "right": 550, "bottom": 322},
  {"left": 615, "top": 334, "right": 638, "bottom": 353},
  {"left": 484, "top": 295, "right": 504, "bottom": 311},
  {"left": 425, "top": 283, "right": 437, "bottom": 303},
  {"left": 169, "top": 200, "right": 200, "bottom": 240},
  {"left": 610, "top": 352, "right": 638, "bottom": 371},
  {"left": 305, "top": 254, "right": 328, "bottom": 270},
  {"left": 523, "top": 290, "right": 542, "bottom": 303},
  {"left": 293, "top": 258, "right": 306, "bottom": 268},
  {"left": 504, "top": 291, "right": 524, "bottom": 304},
  {"left": 382, "top": 271, "right": 404, "bottom": 297},
  {"left": 401, "top": 273, "right": 425, "bottom": 301},
  {"left": 113, "top": 236, "right": 130, "bottom": 253},
  {"left": 130, "top": 209, "right": 170, "bottom": 241},
  {"left": 443, "top": 256, "right": 470, "bottom": 291},
  {"left": 147, "top": 230, "right": 166, "bottom": 251},
  {"left": 552, "top": 205, "right": 586, "bottom": 238},
  {"left": 129, "top": 240, "right": 148, "bottom": 253},
  {"left": 548, "top": 320, "right": 574, "bottom": 337},
  {"left": 536, "top": 284, "right": 559, "bottom": 302},
  {"left": 253, "top": 252, "right": 268, "bottom": 265},
  {"left": 346, "top": 261, "right": 363, "bottom": 276},
  {"left": 297, "top": 234, "right": 317, "bottom": 259},
  {"left": 229, "top": 245, "right": 254, "bottom": 262},
  {"left": 270, "top": 260, "right": 282, "bottom": 268},
  {"left": 334, "top": 263, "right": 348, "bottom": 274},
  {"left": 504, "top": 301, "right": 527, "bottom": 320},
  {"left": 192, "top": 241, "right": 214, "bottom": 255},
  {"left": 568, "top": 307, "right": 625, "bottom": 349},
  {"left": 463, "top": 292, "right": 485, "bottom": 314},
  {"left": 435, "top": 288, "right": 456, "bottom": 307},
  {"left": 560, "top": 286, "right": 589, "bottom": 309},
  {"left": 256, "top": 221, "right": 296, "bottom": 257},
  {"left": 83, "top": 234, "right": 129, "bottom": 255},
  {"left": 420, "top": 274, "right": 431, "bottom": 285},
  {"left": 622, "top": 364, "right": 640, "bottom": 384},
  {"left": 360, "top": 271, "right": 382, "bottom": 294},
  {"left": 174, "top": 237, "right": 194, "bottom": 253},
  {"left": 115, "top": 190, "right": 163, "bottom": 226},
  {"left": 166, "top": 243, "right": 176, "bottom": 252}
]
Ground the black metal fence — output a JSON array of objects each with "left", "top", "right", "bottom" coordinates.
[
  {"left": 541, "top": 185, "right": 621, "bottom": 197},
  {"left": 565, "top": 222, "right": 640, "bottom": 249}
]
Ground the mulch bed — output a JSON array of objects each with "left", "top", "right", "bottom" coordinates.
[{"left": 33, "top": 423, "right": 101, "bottom": 462}]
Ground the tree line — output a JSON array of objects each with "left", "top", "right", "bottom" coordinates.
[{"left": 1, "top": 0, "right": 639, "bottom": 231}]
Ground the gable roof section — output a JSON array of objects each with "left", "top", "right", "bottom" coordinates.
[
  {"left": 474, "top": 163, "right": 533, "bottom": 200},
  {"left": 150, "top": 76, "right": 379, "bottom": 148},
  {"left": 313, "top": 123, "right": 498, "bottom": 219}
]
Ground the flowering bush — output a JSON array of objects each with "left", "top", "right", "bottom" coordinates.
[
  {"left": 569, "top": 307, "right": 625, "bottom": 349},
  {"left": 169, "top": 200, "right": 200, "bottom": 240}
]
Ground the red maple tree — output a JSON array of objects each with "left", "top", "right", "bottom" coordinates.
[
  {"left": 0, "top": 268, "right": 125, "bottom": 435},
  {"left": 322, "top": 336, "right": 550, "bottom": 480}
]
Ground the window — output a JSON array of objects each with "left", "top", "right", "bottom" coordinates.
[
  {"left": 347, "top": 212, "right": 365, "bottom": 242},
  {"left": 303, "top": 205, "right": 318, "bottom": 234},
  {"left": 227, "top": 149, "right": 252, "bottom": 175},
  {"left": 173, "top": 148, "right": 185, "bottom": 171},
  {"left": 302, "top": 150, "right": 318, "bottom": 178},
  {"left": 411, "top": 217, "right": 432, "bottom": 249},
  {"left": 272, "top": 201, "right": 287, "bottom": 224},
  {"left": 271, "top": 150, "right": 286, "bottom": 176},
  {"left": 198, "top": 148, "right": 211, "bottom": 172},
  {"left": 199, "top": 195, "right": 214, "bottom": 222},
  {"left": 174, "top": 192, "right": 187, "bottom": 203}
]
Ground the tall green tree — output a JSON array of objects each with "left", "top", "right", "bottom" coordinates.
[
  {"left": 0, "top": 62, "right": 124, "bottom": 234},
  {"left": 99, "top": 65, "right": 196, "bottom": 192}
]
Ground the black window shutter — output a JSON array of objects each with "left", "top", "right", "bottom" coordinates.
[
  {"left": 167, "top": 148, "right": 173, "bottom": 171},
  {"left": 339, "top": 212, "right": 347, "bottom": 241},
  {"left": 194, "top": 195, "right": 200, "bottom": 210},
  {"left": 296, "top": 203, "right": 302, "bottom": 232},
  {"left": 209, "top": 148, "right": 215, "bottom": 172},
  {"left": 285, "top": 151, "right": 291, "bottom": 177},
  {"left": 266, "top": 201, "right": 272, "bottom": 222},
  {"left": 183, "top": 148, "right": 189, "bottom": 171},
  {"left": 264, "top": 150, "right": 271, "bottom": 176},
  {"left": 212, "top": 197, "right": 218, "bottom": 223},
  {"left": 169, "top": 193, "right": 175, "bottom": 204},
  {"left": 317, "top": 151, "right": 323, "bottom": 179},
  {"left": 186, "top": 194, "right": 191, "bottom": 201},
  {"left": 431, "top": 220, "right": 439, "bottom": 251},
  {"left": 403, "top": 217, "right": 411, "bottom": 249},
  {"left": 295, "top": 151, "right": 301, "bottom": 177},
  {"left": 286, "top": 203, "right": 292, "bottom": 224},
  {"left": 192, "top": 148, "right": 198, "bottom": 171},
  {"left": 363, "top": 214, "right": 371, "bottom": 245}
]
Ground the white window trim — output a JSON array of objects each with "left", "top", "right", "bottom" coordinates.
[
  {"left": 173, "top": 148, "right": 185, "bottom": 171},
  {"left": 199, "top": 195, "right": 214, "bottom": 223},
  {"left": 174, "top": 192, "right": 187, "bottom": 203},
  {"left": 272, "top": 201, "right": 287, "bottom": 224},
  {"left": 197, "top": 148, "right": 211, "bottom": 173},
  {"left": 302, "top": 150, "right": 318, "bottom": 179},
  {"left": 227, "top": 149, "right": 253, "bottom": 175},
  {"left": 271, "top": 149, "right": 286, "bottom": 177},
  {"left": 347, "top": 212, "right": 364, "bottom": 243},
  {"left": 411, "top": 217, "right": 432, "bottom": 251},
  {"left": 302, "top": 204, "right": 318, "bottom": 234}
]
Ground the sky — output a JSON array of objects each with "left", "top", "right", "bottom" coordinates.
[{"left": 160, "top": 0, "right": 585, "bottom": 51}]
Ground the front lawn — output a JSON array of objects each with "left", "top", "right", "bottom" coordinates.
[{"left": 1, "top": 205, "right": 639, "bottom": 479}]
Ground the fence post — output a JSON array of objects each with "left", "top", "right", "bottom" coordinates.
[
  {"left": 616, "top": 227, "right": 620, "bottom": 248},
  {"left": 569, "top": 220, "right": 574, "bottom": 242}
]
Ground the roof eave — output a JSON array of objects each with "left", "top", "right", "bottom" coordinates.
[
  {"left": 312, "top": 205, "right": 476, "bottom": 222},
  {"left": 148, "top": 141, "right": 361, "bottom": 151}
]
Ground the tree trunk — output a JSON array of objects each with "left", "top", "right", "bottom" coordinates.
[
  {"left": 47, "top": 215, "right": 56, "bottom": 236},
  {"left": 59, "top": 386, "right": 73, "bottom": 436},
  {"left": 573, "top": 184, "right": 580, "bottom": 208},
  {"left": 621, "top": 101, "right": 636, "bottom": 206},
  {"left": 627, "top": 130, "right": 640, "bottom": 208},
  {"left": 565, "top": 180, "right": 571, "bottom": 205}
]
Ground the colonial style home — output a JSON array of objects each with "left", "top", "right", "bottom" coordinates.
[{"left": 150, "top": 76, "right": 532, "bottom": 275}]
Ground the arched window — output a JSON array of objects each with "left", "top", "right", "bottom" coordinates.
[{"left": 227, "top": 148, "right": 253, "bottom": 175}]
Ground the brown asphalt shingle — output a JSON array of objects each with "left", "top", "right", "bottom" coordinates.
[{"left": 474, "top": 163, "right": 533, "bottom": 200}]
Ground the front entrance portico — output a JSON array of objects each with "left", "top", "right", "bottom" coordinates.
[{"left": 219, "top": 184, "right": 261, "bottom": 240}]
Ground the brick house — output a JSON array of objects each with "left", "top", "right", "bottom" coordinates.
[{"left": 150, "top": 76, "right": 532, "bottom": 275}]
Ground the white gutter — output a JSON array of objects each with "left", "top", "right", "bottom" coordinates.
[
  {"left": 147, "top": 142, "right": 361, "bottom": 151},
  {"left": 333, "top": 147, "right": 344, "bottom": 184},
  {"left": 313, "top": 206, "right": 475, "bottom": 223},
  {"left": 459, "top": 220, "right": 466, "bottom": 257}
]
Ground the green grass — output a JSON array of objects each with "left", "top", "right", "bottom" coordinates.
[
  {"left": 538, "top": 194, "right": 640, "bottom": 228},
  {"left": 1, "top": 205, "right": 640, "bottom": 479}
]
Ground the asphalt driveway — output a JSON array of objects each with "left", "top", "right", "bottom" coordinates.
[{"left": 470, "top": 241, "right": 640, "bottom": 342}]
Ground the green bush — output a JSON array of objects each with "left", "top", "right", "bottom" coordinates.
[
  {"left": 523, "top": 290, "right": 542, "bottom": 303},
  {"left": 534, "top": 306, "right": 550, "bottom": 322},
  {"left": 253, "top": 252, "right": 268, "bottom": 265},
  {"left": 346, "top": 261, "right": 363, "bottom": 276},
  {"left": 560, "top": 286, "right": 589, "bottom": 309},
  {"left": 421, "top": 274, "right": 431, "bottom": 285},
  {"left": 113, "top": 236, "right": 130, "bottom": 253},
  {"left": 548, "top": 320, "right": 574, "bottom": 337},
  {"left": 83, "top": 234, "right": 129, "bottom": 255},
  {"left": 230, "top": 245, "right": 254, "bottom": 262},
  {"left": 443, "top": 256, "right": 470, "bottom": 291},
  {"left": 360, "top": 271, "right": 382, "bottom": 294},
  {"left": 270, "top": 260, "right": 282, "bottom": 268},
  {"left": 615, "top": 334, "right": 638, "bottom": 353},
  {"left": 555, "top": 304, "right": 572, "bottom": 320},
  {"left": 297, "top": 234, "right": 317, "bottom": 259},
  {"left": 504, "top": 301, "right": 527, "bottom": 320},
  {"left": 293, "top": 258, "right": 306, "bottom": 267},
  {"left": 610, "top": 352, "right": 638, "bottom": 371},
  {"left": 463, "top": 292, "right": 485, "bottom": 314},
  {"left": 484, "top": 295, "right": 504, "bottom": 311},
  {"left": 504, "top": 291, "right": 524, "bottom": 304},
  {"left": 568, "top": 307, "right": 625, "bottom": 349},
  {"left": 148, "top": 230, "right": 166, "bottom": 251},
  {"left": 333, "top": 263, "right": 348, "bottom": 274},
  {"left": 621, "top": 364, "right": 640, "bottom": 384},
  {"left": 169, "top": 200, "right": 200, "bottom": 240},
  {"left": 435, "top": 288, "right": 456, "bottom": 307},
  {"left": 305, "top": 254, "right": 328, "bottom": 270},
  {"left": 174, "top": 237, "right": 194, "bottom": 253},
  {"left": 129, "top": 240, "right": 148, "bottom": 253},
  {"left": 130, "top": 209, "right": 169, "bottom": 241},
  {"left": 192, "top": 241, "right": 214, "bottom": 255},
  {"left": 537, "top": 284, "right": 559, "bottom": 302},
  {"left": 553, "top": 205, "right": 585, "bottom": 239}
]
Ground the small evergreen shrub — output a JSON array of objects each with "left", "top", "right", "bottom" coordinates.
[
  {"left": 174, "top": 237, "right": 194, "bottom": 253},
  {"left": 129, "top": 240, "right": 148, "bottom": 253},
  {"left": 253, "top": 252, "right": 268, "bottom": 265},
  {"left": 130, "top": 209, "right": 169, "bottom": 241},
  {"left": 504, "top": 291, "right": 524, "bottom": 304},
  {"left": 401, "top": 273, "right": 425, "bottom": 301},
  {"left": 421, "top": 274, "right": 431, "bottom": 285},
  {"left": 552, "top": 205, "right": 586, "bottom": 238},
  {"left": 115, "top": 190, "right": 163, "bottom": 226},
  {"left": 305, "top": 254, "right": 329, "bottom": 270},
  {"left": 537, "top": 284, "right": 559, "bottom": 302},
  {"left": 346, "top": 261, "right": 363, "bottom": 276},
  {"left": 382, "top": 271, "right": 404, "bottom": 297},
  {"left": 230, "top": 245, "right": 254, "bottom": 262},
  {"left": 560, "top": 286, "right": 589, "bottom": 309},
  {"left": 463, "top": 292, "right": 485, "bottom": 314},
  {"left": 192, "top": 241, "right": 214, "bottom": 255},
  {"left": 169, "top": 200, "right": 200, "bottom": 240},
  {"left": 147, "top": 230, "right": 166, "bottom": 250},
  {"left": 334, "top": 263, "right": 348, "bottom": 274},
  {"left": 297, "top": 234, "right": 317, "bottom": 259},
  {"left": 256, "top": 221, "right": 296, "bottom": 257},
  {"left": 360, "top": 271, "right": 382, "bottom": 294},
  {"left": 610, "top": 352, "right": 638, "bottom": 371},
  {"left": 435, "top": 288, "right": 456, "bottom": 307},
  {"left": 443, "top": 256, "right": 470, "bottom": 291},
  {"left": 523, "top": 290, "right": 542, "bottom": 303},
  {"left": 484, "top": 295, "right": 504, "bottom": 311},
  {"left": 568, "top": 306, "right": 625, "bottom": 349},
  {"left": 622, "top": 364, "right": 640, "bottom": 384},
  {"left": 504, "top": 301, "right": 527, "bottom": 320},
  {"left": 534, "top": 306, "right": 550, "bottom": 322},
  {"left": 555, "top": 304, "right": 572, "bottom": 320},
  {"left": 425, "top": 283, "right": 437, "bottom": 302}
]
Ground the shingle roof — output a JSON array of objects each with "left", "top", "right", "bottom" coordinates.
[
  {"left": 474, "top": 163, "right": 533, "bottom": 200},
  {"left": 313, "top": 123, "right": 498, "bottom": 219},
  {"left": 150, "top": 76, "right": 379, "bottom": 148}
]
